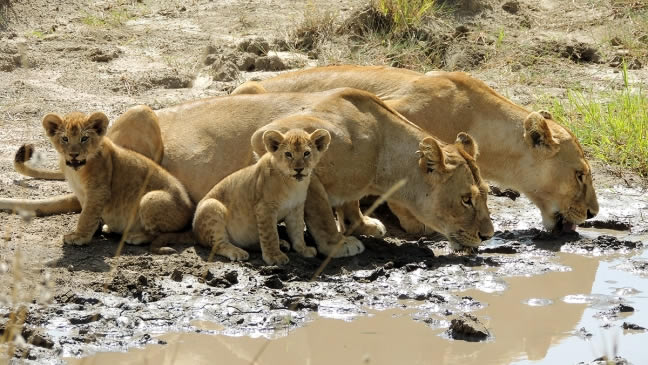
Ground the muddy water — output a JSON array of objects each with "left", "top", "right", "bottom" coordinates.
[{"left": 68, "top": 239, "right": 648, "bottom": 364}]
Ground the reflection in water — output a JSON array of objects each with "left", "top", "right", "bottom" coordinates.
[{"left": 68, "top": 251, "right": 648, "bottom": 365}]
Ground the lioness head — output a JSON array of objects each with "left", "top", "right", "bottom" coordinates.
[
  {"left": 42, "top": 112, "right": 109, "bottom": 170},
  {"left": 412, "top": 133, "right": 494, "bottom": 248},
  {"left": 262, "top": 128, "right": 331, "bottom": 181},
  {"left": 522, "top": 111, "right": 599, "bottom": 233}
]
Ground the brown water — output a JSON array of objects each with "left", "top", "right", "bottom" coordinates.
[{"left": 67, "top": 247, "right": 648, "bottom": 365}]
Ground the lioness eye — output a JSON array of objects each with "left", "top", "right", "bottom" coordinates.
[
  {"left": 304, "top": 151, "right": 311, "bottom": 157},
  {"left": 81, "top": 136, "right": 89, "bottom": 143},
  {"left": 62, "top": 136, "right": 68, "bottom": 143},
  {"left": 462, "top": 195, "right": 472, "bottom": 206},
  {"left": 285, "top": 152, "right": 292, "bottom": 159}
]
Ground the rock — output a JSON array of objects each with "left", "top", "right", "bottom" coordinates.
[
  {"left": 170, "top": 269, "right": 183, "bottom": 282},
  {"left": 69, "top": 313, "right": 102, "bottom": 325},
  {"left": 263, "top": 274, "right": 284, "bottom": 289},
  {"left": 502, "top": 1, "right": 520, "bottom": 14},
  {"left": 87, "top": 47, "right": 121, "bottom": 62},
  {"left": 622, "top": 322, "right": 646, "bottom": 331},
  {"left": 447, "top": 313, "right": 490, "bottom": 341}
]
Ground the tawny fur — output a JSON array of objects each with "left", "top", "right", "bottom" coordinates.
[
  {"left": 233, "top": 65, "right": 599, "bottom": 232},
  {"left": 194, "top": 129, "right": 329, "bottom": 265},
  {"left": 1, "top": 112, "right": 194, "bottom": 253},
  {"left": 8, "top": 89, "right": 493, "bottom": 255}
]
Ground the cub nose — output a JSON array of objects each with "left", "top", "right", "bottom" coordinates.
[
  {"left": 478, "top": 232, "right": 492, "bottom": 242},
  {"left": 294, "top": 168, "right": 304, "bottom": 174},
  {"left": 586, "top": 210, "right": 596, "bottom": 219},
  {"left": 69, "top": 152, "right": 79, "bottom": 159}
]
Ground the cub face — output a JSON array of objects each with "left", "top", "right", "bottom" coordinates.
[
  {"left": 262, "top": 129, "right": 331, "bottom": 181},
  {"left": 42, "top": 112, "right": 109, "bottom": 170}
]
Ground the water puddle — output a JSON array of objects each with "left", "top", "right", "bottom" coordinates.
[{"left": 68, "top": 246, "right": 648, "bottom": 365}]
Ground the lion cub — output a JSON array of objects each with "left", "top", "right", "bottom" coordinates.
[
  {"left": 193, "top": 128, "right": 330, "bottom": 265},
  {"left": 42, "top": 112, "right": 194, "bottom": 250}
]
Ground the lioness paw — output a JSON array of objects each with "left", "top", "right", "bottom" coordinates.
[
  {"left": 263, "top": 251, "right": 290, "bottom": 266},
  {"left": 296, "top": 245, "right": 317, "bottom": 258},
  {"left": 318, "top": 236, "right": 365, "bottom": 258},
  {"left": 63, "top": 232, "right": 91, "bottom": 246}
]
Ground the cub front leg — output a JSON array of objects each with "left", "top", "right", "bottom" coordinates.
[
  {"left": 284, "top": 203, "right": 316, "bottom": 258},
  {"left": 304, "top": 176, "right": 364, "bottom": 258},
  {"left": 255, "top": 203, "right": 289, "bottom": 265},
  {"left": 64, "top": 190, "right": 109, "bottom": 246}
]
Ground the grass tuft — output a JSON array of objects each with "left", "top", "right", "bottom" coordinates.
[
  {"left": 376, "top": 0, "right": 437, "bottom": 33},
  {"left": 550, "top": 63, "right": 648, "bottom": 175}
]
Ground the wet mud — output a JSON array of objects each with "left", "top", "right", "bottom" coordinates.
[{"left": 1, "top": 183, "right": 648, "bottom": 364}]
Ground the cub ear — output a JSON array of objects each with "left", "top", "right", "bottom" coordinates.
[
  {"left": 524, "top": 112, "right": 559, "bottom": 152},
  {"left": 42, "top": 113, "right": 63, "bottom": 137},
  {"left": 309, "top": 129, "right": 331, "bottom": 152},
  {"left": 455, "top": 132, "right": 479, "bottom": 159},
  {"left": 416, "top": 136, "right": 446, "bottom": 174},
  {"left": 87, "top": 112, "right": 109, "bottom": 137},
  {"left": 263, "top": 130, "right": 285, "bottom": 153}
]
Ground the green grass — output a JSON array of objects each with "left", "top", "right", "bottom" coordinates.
[
  {"left": 549, "top": 64, "right": 648, "bottom": 175},
  {"left": 81, "top": 9, "right": 132, "bottom": 28},
  {"left": 376, "top": 0, "right": 437, "bottom": 33}
]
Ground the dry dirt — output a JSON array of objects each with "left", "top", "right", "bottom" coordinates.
[{"left": 1, "top": 0, "right": 648, "bottom": 364}]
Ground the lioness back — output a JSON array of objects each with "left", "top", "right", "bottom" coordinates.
[{"left": 193, "top": 128, "right": 330, "bottom": 265}]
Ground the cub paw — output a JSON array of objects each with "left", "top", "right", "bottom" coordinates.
[
  {"left": 63, "top": 232, "right": 91, "bottom": 246},
  {"left": 354, "top": 217, "right": 387, "bottom": 237},
  {"left": 318, "top": 236, "right": 365, "bottom": 258},
  {"left": 223, "top": 246, "right": 250, "bottom": 262},
  {"left": 263, "top": 251, "right": 290, "bottom": 266},
  {"left": 295, "top": 245, "right": 317, "bottom": 258}
]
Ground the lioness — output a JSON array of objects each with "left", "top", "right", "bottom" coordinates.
[
  {"left": 9, "top": 89, "right": 493, "bottom": 255},
  {"left": 0, "top": 112, "right": 194, "bottom": 250},
  {"left": 232, "top": 65, "right": 599, "bottom": 234},
  {"left": 194, "top": 128, "right": 329, "bottom": 265}
]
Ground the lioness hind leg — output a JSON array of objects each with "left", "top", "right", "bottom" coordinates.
[
  {"left": 138, "top": 190, "right": 194, "bottom": 253},
  {"left": 193, "top": 198, "right": 249, "bottom": 262},
  {"left": 337, "top": 200, "right": 386, "bottom": 238}
]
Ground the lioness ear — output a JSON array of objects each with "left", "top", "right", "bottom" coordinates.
[
  {"left": 87, "top": 112, "right": 109, "bottom": 137},
  {"left": 524, "top": 112, "right": 559, "bottom": 151},
  {"left": 455, "top": 132, "right": 479, "bottom": 159},
  {"left": 263, "top": 130, "right": 284, "bottom": 153},
  {"left": 42, "top": 113, "right": 63, "bottom": 137},
  {"left": 538, "top": 110, "right": 553, "bottom": 120},
  {"left": 309, "top": 129, "right": 331, "bottom": 152},
  {"left": 416, "top": 137, "right": 446, "bottom": 173}
]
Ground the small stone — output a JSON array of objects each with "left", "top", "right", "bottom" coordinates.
[
  {"left": 170, "top": 269, "right": 183, "bottom": 282},
  {"left": 447, "top": 313, "right": 490, "bottom": 341}
]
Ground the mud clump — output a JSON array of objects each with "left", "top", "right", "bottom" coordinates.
[
  {"left": 446, "top": 313, "right": 490, "bottom": 341},
  {"left": 622, "top": 322, "right": 646, "bottom": 331},
  {"left": 237, "top": 38, "right": 270, "bottom": 56},
  {"left": 205, "top": 268, "right": 239, "bottom": 288},
  {"left": 562, "top": 235, "right": 643, "bottom": 254},
  {"left": 502, "top": 0, "right": 520, "bottom": 14},
  {"left": 87, "top": 47, "right": 121, "bottom": 62},
  {"left": 0, "top": 42, "right": 22, "bottom": 71},
  {"left": 578, "top": 220, "right": 631, "bottom": 231},
  {"left": 489, "top": 185, "right": 520, "bottom": 200},
  {"left": 69, "top": 313, "right": 103, "bottom": 325},
  {"left": 263, "top": 274, "right": 284, "bottom": 289},
  {"left": 579, "top": 356, "right": 630, "bottom": 365},
  {"left": 537, "top": 40, "right": 602, "bottom": 64},
  {"left": 147, "top": 70, "right": 193, "bottom": 89}
]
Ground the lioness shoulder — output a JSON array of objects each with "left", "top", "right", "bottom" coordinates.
[
  {"left": 192, "top": 128, "right": 331, "bottom": 265},
  {"left": 42, "top": 112, "right": 194, "bottom": 252}
]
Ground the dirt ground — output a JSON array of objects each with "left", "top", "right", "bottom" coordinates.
[{"left": 1, "top": 0, "right": 648, "bottom": 364}]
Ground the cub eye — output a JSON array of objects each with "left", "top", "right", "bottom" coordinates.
[
  {"left": 80, "top": 136, "right": 89, "bottom": 143},
  {"left": 61, "top": 136, "right": 69, "bottom": 143},
  {"left": 285, "top": 152, "right": 293, "bottom": 159},
  {"left": 461, "top": 195, "right": 473, "bottom": 206},
  {"left": 304, "top": 151, "right": 311, "bottom": 157}
]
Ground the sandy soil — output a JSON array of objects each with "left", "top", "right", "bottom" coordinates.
[{"left": 1, "top": 0, "right": 648, "bottom": 364}]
